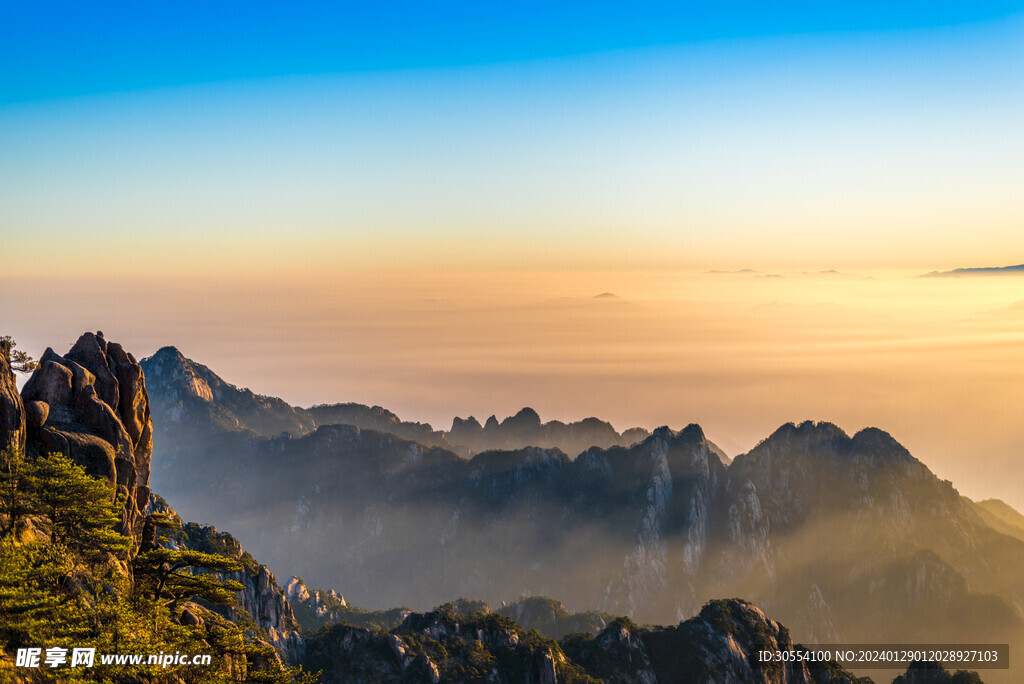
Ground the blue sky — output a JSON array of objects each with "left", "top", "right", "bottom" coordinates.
[
  {"left": 4, "top": 1, "right": 1023, "bottom": 102},
  {"left": 1, "top": 2, "right": 1023, "bottom": 274}
]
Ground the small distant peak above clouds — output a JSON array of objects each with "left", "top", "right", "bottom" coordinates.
[
  {"left": 921, "top": 263, "right": 1024, "bottom": 278},
  {"left": 705, "top": 269, "right": 757, "bottom": 274},
  {"left": 534, "top": 293, "right": 641, "bottom": 311},
  {"left": 785, "top": 270, "right": 872, "bottom": 280}
]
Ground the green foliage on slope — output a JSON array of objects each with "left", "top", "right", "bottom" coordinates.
[
  {"left": 0, "top": 448, "right": 316, "bottom": 683},
  {"left": 305, "top": 603, "right": 602, "bottom": 684}
]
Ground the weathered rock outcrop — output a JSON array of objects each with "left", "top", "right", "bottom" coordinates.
[
  {"left": 20, "top": 332, "right": 152, "bottom": 540},
  {"left": 307, "top": 403, "right": 457, "bottom": 454},
  {"left": 142, "top": 346, "right": 316, "bottom": 445},
  {"left": 564, "top": 599, "right": 865, "bottom": 684},
  {"left": 141, "top": 347, "right": 667, "bottom": 461},
  {"left": 138, "top": 347, "right": 1024, "bottom": 681},
  {"left": 287, "top": 577, "right": 417, "bottom": 634},
  {"left": 495, "top": 596, "right": 609, "bottom": 640},
  {"left": 301, "top": 597, "right": 864, "bottom": 684},
  {"left": 448, "top": 406, "right": 651, "bottom": 457},
  {"left": 562, "top": 617, "right": 657, "bottom": 684},
  {"left": 892, "top": 660, "right": 985, "bottom": 683},
  {"left": 305, "top": 604, "right": 573, "bottom": 684},
  {"left": 147, "top": 494, "right": 304, "bottom": 662},
  {"left": 230, "top": 563, "right": 304, "bottom": 662},
  {"left": 0, "top": 345, "right": 26, "bottom": 452}
]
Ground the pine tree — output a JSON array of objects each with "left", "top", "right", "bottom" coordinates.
[
  {"left": 1, "top": 451, "right": 130, "bottom": 657},
  {"left": 0, "top": 335, "right": 38, "bottom": 373},
  {"left": 134, "top": 512, "right": 246, "bottom": 617},
  {"left": 0, "top": 446, "right": 31, "bottom": 537},
  {"left": 29, "top": 451, "right": 132, "bottom": 562},
  {"left": 134, "top": 548, "right": 246, "bottom": 612},
  {"left": 0, "top": 538, "right": 89, "bottom": 649}
]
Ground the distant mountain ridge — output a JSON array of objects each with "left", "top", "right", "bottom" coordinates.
[
  {"left": 921, "top": 263, "right": 1024, "bottom": 277},
  {"left": 303, "top": 597, "right": 869, "bottom": 684},
  {"left": 145, "top": 493, "right": 304, "bottom": 662},
  {"left": 4, "top": 334, "right": 1011, "bottom": 681},
  {"left": 141, "top": 345, "right": 671, "bottom": 458},
  {"left": 970, "top": 498, "right": 1024, "bottom": 543},
  {"left": 140, "top": 347, "right": 1024, "bottom": 683}
]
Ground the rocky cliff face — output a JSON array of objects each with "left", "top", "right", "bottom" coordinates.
[
  {"left": 3, "top": 334, "right": 307, "bottom": 668},
  {"left": 147, "top": 494, "right": 304, "bottom": 662},
  {"left": 285, "top": 575, "right": 397, "bottom": 634},
  {"left": 224, "top": 558, "right": 304, "bottom": 662},
  {"left": 139, "top": 412, "right": 731, "bottom": 623},
  {"left": 146, "top": 408, "right": 1024, "bottom": 674},
  {"left": 708, "top": 421, "right": 1024, "bottom": 654},
  {"left": 449, "top": 406, "right": 651, "bottom": 458},
  {"left": 142, "top": 346, "right": 315, "bottom": 444},
  {"left": 0, "top": 346, "right": 26, "bottom": 453},
  {"left": 304, "top": 603, "right": 580, "bottom": 684},
  {"left": 140, "top": 349, "right": 1024, "bottom": 681},
  {"left": 302, "top": 598, "right": 865, "bottom": 684},
  {"left": 495, "top": 596, "right": 609, "bottom": 640},
  {"left": 16, "top": 332, "right": 152, "bottom": 541},
  {"left": 141, "top": 347, "right": 664, "bottom": 460},
  {"left": 565, "top": 599, "right": 868, "bottom": 684}
]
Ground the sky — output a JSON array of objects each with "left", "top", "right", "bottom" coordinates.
[
  {"left": 2, "top": 3, "right": 1024, "bottom": 506},
  {"left": 2, "top": 2, "right": 1024, "bottom": 273}
]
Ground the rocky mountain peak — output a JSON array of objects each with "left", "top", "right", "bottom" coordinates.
[
  {"left": 285, "top": 576, "right": 311, "bottom": 604},
  {"left": 741, "top": 421, "right": 920, "bottom": 473},
  {"left": 850, "top": 427, "right": 913, "bottom": 461},
  {"left": 141, "top": 348, "right": 317, "bottom": 441},
  {"left": 449, "top": 415, "right": 483, "bottom": 438},
  {"left": 495, "top": 407, "right": 543, "bottom": 444},
  {"left": 143, "top": 345, "right": 216, "bottom": 402},
  {"left": 0, "top": 343, "right": 27, "bottom": 453},
  {"left": 675, "top": 422, "right": 707, "bottom": 444},
  {"left": 18, "top": 331, "right": 153, "bottom": 542},
  {"left": 146, "top": 494, "right": 304, "bottom": 662},
  {"left": 758, "top": 420, "right": 850, "bottom": 454}
]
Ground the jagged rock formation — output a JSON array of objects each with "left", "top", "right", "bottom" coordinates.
[
  {"left": 0, "top": 346, "right": 26, "bottom": 453},
  {"left": 138, "top": 408, "right": 745, "bottom": 625},
  {"left": 141, "top": 346, "right": 660, "bottom": 461},
  {"left": 286, "top": 576, "right": 414, "bottom": 634},
  {"left": 564, "top": 599, "right": 868, "bottom": 684},
  {"left": 495, "top": 597, "right": 610, "bottom": 640},
  {"left": 448, "top": 407, "right": 652, "bottom": 457},
  {"left": 145, "top": 413, "right": 1024, "bottom": 680},
  {"left": 17, "top": 332, "right": 152, "bottom": 541},
  {"left": 892, "top": 660, "right": 985, "bottom": 683},
  {"left": 139, "top": 349, "right": 1024, "bottom": 682},
  {"left": 709, "top": 422, "right": 1024, "bottom": 654},
  {"left": 147, "top": 494, "right": 304, "bottom": 662},
  {"left": 307, "top": 403, "right": 457, "bottom": 453},
  {"left": 2, "top": 334, "right": 310, "bottom": 677},
  {"left": 304, "top": 602, "right": 590, "bottom": 684},
  {"left": 302, "top": 598, "right": 865, "bottom": 684},
  {"left": 142, "top": 346, "right": 315, "bottom": 444}
]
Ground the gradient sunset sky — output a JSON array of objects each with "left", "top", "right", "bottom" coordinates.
[{"left": 2, "top": 3, "right": 1024, "bottom": 507}]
